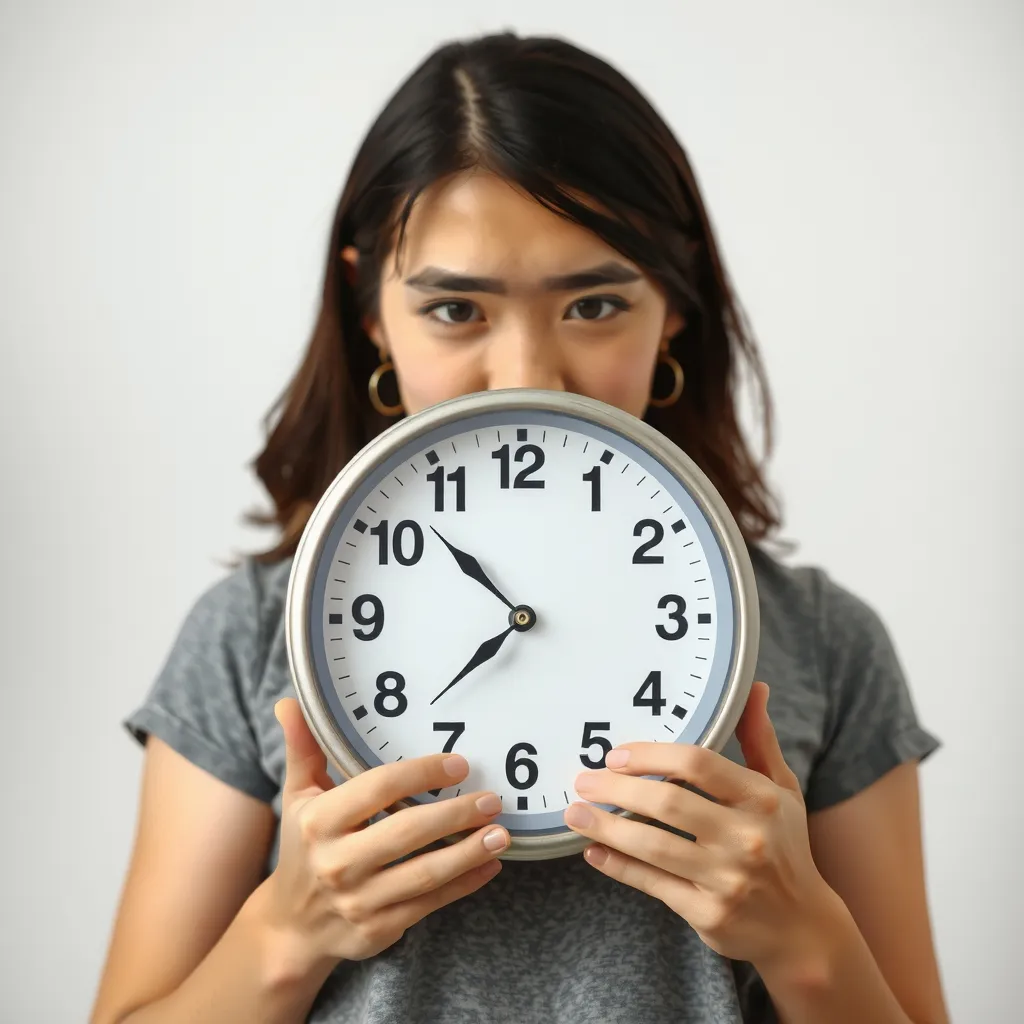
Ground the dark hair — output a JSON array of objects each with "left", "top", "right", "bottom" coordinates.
[{"left": 246, "top": 31, "right": 782, "bottom": 563}]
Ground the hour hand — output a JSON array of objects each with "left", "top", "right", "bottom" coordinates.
[
  {"left": 430, "top": 625, "right": 514, "bottom": 705},
  {"left": 430, "top": 526, "right": 515, "bottom": 610}
]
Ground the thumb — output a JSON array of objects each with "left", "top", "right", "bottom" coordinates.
[
  {"left": 734, "top": 681, "right": 800, "bottom": 793},
  {"left": 274, "top": 697, "right": 334, "bottom": 803}
]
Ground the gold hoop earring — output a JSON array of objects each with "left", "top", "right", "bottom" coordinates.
[
  {"left": 649, "top": 351, "right": 684, "bottom": 408},
  {"left": 368, "top": 358, "right": 404, "bottom": 416}
]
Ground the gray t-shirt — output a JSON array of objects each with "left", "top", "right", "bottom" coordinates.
[{"left": 123, "top": 544, "right": 939, "bottom": 1023}]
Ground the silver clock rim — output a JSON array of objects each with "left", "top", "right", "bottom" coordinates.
[{"left": 285, "top": 388, "right": 760, "bottom": 862}]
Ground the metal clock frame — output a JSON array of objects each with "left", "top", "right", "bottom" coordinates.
[{"left": 286, "top": 388, "right": 760, "bottom": 862}]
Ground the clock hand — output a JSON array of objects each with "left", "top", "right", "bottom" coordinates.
[
  {"left": 430, "top": 624, "right": 515, "bottom": 705},
  {"left": 430, "top": 526, "right": 515, "bottom": 611}
]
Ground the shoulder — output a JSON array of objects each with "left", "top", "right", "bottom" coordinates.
[
  {"left": 180, "top": 556, "right": 293, "bottom": 673},
  {"left": 747, "top": 547, "right": 940, "bottom": 811},
  {"left": 122, "top": 556, "right": 295, "bottom": 803},
  {"left": 749, "top": 544, "right": 896, "bottom": 676}
]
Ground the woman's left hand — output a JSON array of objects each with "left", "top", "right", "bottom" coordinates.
[{"left": 564, "top": 681, "right": 844, "bottom": 971}]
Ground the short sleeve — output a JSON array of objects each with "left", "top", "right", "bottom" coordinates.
[
  {"left": 804, "top": 573, "right": 941, "bottom": 813},
  {"left": 122, "top": 561, "right": 277, "bottom": 804}
]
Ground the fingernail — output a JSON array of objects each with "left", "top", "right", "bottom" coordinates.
[
  {"left": 574, "top": 771, "right": 598, "bottom": 795},
  {"left": 585, "top": 844, "right": 609, "bottom": 867},
  {"left": 443, "top": 754, "right": 468, "bottom": 777},
  {"left": 475, "top": 793, "right": 502, "bottom": 815},
  {"left": 483, "top": 827, "right": 508, "bottom": 851},
  {"left": 605, "top": 749, "right": 630, "bottom": 769},
  {"left": 565, "top": 803, "right": 593, "bottom": 828}
]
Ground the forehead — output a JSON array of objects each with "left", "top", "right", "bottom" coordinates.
[{"left": 392, "top": 171, "right": 625, "bottom": 276}]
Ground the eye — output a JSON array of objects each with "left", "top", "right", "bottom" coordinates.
[
  {"left": 421, "top": 300, "right": 482, "bottom": 325},
  {"left": 565, "top": 296, "right": 631, "bottom": 322}
]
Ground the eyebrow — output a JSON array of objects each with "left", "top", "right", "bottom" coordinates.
[{"left": 404, "top": 260, "right": 643, "bottom": 294}]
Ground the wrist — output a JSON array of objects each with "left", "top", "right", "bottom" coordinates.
[
  {"left": 754, "top": 884, "right": 854, "bottom": 994},
  {"left": 241, "top": 879, "right": 342, "bottom": 994}
]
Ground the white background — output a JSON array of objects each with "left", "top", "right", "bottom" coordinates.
[{"left": 2, "top": 1, "right": 1021, "bottom": 1020}]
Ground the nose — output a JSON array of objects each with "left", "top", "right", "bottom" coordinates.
[{"left": 484, "top": 327, "right": 565, "bottom": 393}]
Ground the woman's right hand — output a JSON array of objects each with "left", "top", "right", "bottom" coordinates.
[{"left": 257, "top": 698, "right": 509, "bottom": 969}]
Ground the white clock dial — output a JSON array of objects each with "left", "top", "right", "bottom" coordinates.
[{"left": 291, "top": 396, "right": 753, "bottom": 856}]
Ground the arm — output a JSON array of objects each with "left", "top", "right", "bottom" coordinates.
[
  {"left": 89, "top": 737, "right": 338, "bottom": 1024},
  {"left": 758, "top": 761, "right": 949, "bottom": 1024}
]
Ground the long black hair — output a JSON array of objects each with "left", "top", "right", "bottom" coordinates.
[{"left": 248, "top": 31, "right": 781, "bottom": 561}]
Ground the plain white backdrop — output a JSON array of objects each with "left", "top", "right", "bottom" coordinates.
[{"left": 2, "top": 1, "right": 1021, "bottom": 1020}]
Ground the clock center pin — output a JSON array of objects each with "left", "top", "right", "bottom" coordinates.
[{"left": 510, "top": 605, "right": 536, "bottom": 631}]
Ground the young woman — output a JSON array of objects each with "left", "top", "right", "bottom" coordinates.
[{"left": 91, "top": 31, "right": 949, "bottom": 1024}]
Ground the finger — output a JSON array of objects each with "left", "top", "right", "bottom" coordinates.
[
  {"left": 580, "top": 843, "right": 707, "bottom": 923},
  {"left": 348, "top": 823, "right": 510, "bottom": 916},
  {"left": 563, "top": 801, "right": 717, "bottom": 886},
  {"left": 734, "top": 681, "right": 802, "bottom": 793},
  {"left": 329, "top": 790, "right": 506, "bottom": 884},
  {"left": 305, "top": 753, "right": 470, "bottom": 837},
  {"left": 274, "top": 698, "right": 334, "bottom": 806},
  {"left": 374, "top": 858, "right": 503, "bottom": 934},
  {"left": 574, "top": 770, "right": 727, "bottom": 846},
  {"left": 604, "top": 741, "right": 769, "bottom": 810}
]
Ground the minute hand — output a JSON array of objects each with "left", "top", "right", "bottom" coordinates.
[
  {"left": 430, "top": 527, "right": 515, "bottom": 610},
  {"left": 430, "top": 625, "right": 515, "bottom": 705}
]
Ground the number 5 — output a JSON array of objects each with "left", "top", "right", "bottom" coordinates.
[{"left": 579, "top": 722, "right": 611, "bottom": 769}]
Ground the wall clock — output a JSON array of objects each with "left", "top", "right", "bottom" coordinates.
[{"left": 286, "top": 389, "right": 759, "bottom": 860}]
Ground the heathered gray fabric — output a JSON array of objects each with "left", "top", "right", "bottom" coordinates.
[{"left": 123, "top": 544, "right": 940, "bottom": 1023}]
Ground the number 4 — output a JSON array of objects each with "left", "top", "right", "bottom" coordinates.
[{"left": 633, "top": 671, "right": 667, "bottom": 715}]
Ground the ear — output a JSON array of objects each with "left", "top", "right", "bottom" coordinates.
[
  {"left": 339, "top": 245, "right": 386, "bottom": 353},
  {"left": 339, "top": 245, "right": 360, "bottom": 287},
  {"left": 661, "top": 308, "right": 685, "bottom": 349}
]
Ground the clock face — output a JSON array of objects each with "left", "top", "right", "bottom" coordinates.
[{"left": 296, "top": 398, "right": 750, "bottom": 848}]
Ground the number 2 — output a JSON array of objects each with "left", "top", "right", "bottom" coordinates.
[{"left": 632, "top": 519, "right": 664, "bottom": 563}]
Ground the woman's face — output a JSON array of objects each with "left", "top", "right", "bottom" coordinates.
[{"left": 352, "top": 171, "right": 682, "bottom": 418}]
